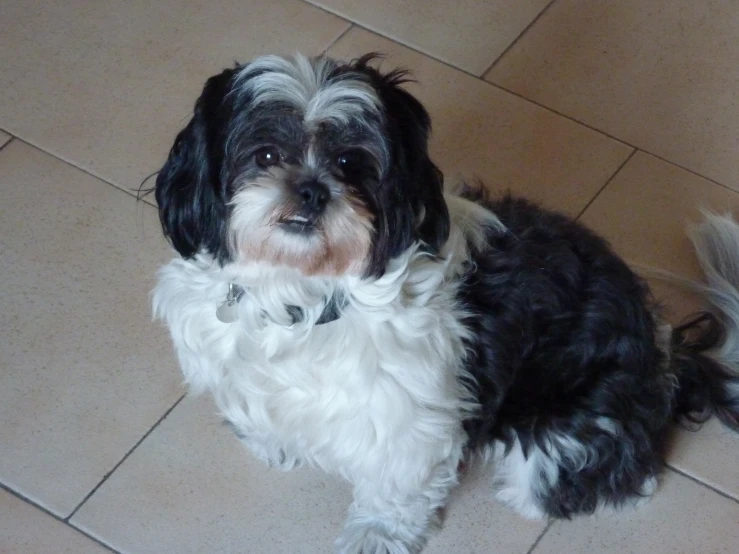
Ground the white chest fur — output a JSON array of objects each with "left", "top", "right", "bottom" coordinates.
[{"left": 153, "top": 246, "right": 472, "bottom": 481}]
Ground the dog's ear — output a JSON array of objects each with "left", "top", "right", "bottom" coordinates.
[
  {"left": 396, "top": 97, "right": 450, "bottom": 255},
  {"left": 155, "top": 68, "right": 236, "bottom": 261},
  {"left": 354, "top": 56, "right": 450, "bottom": 261}
]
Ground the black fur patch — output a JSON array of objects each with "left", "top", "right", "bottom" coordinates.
[{"left": 458, "top": 194, "right": 672, "bottom": 517}]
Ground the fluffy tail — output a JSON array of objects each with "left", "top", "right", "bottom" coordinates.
[{"left": 670, "top": 212, "right": 739, "bottom": 432}]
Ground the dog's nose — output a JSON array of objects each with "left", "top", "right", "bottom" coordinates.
[{"left": 297, "top": 181, "right": 330, "bottom": 213}]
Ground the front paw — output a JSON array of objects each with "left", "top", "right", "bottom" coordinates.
[
  {"left": 224, "top": 421, "right": 301, "bottom": 470},
  {"left": 335, "top": 524, "right": 421, "bottom": 554},
  {"left": 246, "top": 440, "right": 301, "bottom": 470}
]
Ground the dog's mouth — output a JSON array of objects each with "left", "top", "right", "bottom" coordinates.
[{"left": 279, "top": 214, "right": 318, "bottom": 233}]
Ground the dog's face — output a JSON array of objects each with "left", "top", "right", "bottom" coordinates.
[{"left": 155, "top": 54, "right": 449, "bottom": 277}]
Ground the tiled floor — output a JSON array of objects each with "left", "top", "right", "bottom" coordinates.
[{"left": 1, "top": 1, "right": 738, "bottom": 552}]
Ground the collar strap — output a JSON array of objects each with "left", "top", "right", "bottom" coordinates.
[
  {"left": 221, "top": 284, "right": 346, "bottom": 326},
  {"left": 284, "top": 290, "right": 346, "bottom": 325}
]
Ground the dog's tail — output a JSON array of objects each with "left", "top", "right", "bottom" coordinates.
[{"left": 669, "top": 212, "right": 739, "bottom": 432}]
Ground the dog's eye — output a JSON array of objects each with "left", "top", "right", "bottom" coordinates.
[
  {"left": 254, "top": 146, "right": 281, "bottom": 168},
  {"left": 336, "top": 151, "right": 364, "bottom": 176}
]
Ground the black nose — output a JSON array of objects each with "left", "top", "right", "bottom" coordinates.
[{"left": 297, "top": 181, "right": 330, "bottom": 213}]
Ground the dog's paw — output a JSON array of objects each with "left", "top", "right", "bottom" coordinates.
[
  {"left": 245, "top": 438, "right": 301, "bottom": 470},
  {"left": 335, "top": 525, "right": 419, "bottom": 554},
  {"left": 224, "top": 421, "right": 301, "bottom": 470}
]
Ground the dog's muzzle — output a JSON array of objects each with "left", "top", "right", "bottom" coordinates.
[{"left": 281, "top": 180, "right": 330, "bottom": 233}]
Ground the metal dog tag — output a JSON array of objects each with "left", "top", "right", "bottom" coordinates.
[
  {"left": 216, "top": 283, "right": 244, "bottom": 324},
  {"left": 216, "top": 299, "right": 240, "bottom": 323}
]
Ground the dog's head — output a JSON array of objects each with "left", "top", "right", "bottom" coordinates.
[{"left": 155, "top": 54, "right": 449, "bottom": 277}]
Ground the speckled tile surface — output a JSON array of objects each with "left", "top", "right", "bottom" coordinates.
[
  {"left": 0, "top": 141, "right": 182, "bottom": 517},
  {"left": 312, "top": 0, "right": 551, "bottom": 74},
  {"left": 488, "top": 0, "right": 739, "bottom": 191},
  {"left": 1, "top": 490, "right": 110, "bottom": 554}
]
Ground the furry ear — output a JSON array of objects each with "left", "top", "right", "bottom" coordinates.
[
  {"left": 351, "top": 55, "right": 451, "bottom": 272},
  {"left": 155, "top": 68, "right": 236, "bottom": 262},
  {"left": 384, "top": 80, "right": 450, "bottom": 252}
]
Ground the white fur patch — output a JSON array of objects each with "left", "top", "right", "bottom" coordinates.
[
  {"left": 235, "top": 54, "right": 381, "bottom": 125},
  {"left": 491, "top": 440, "right": 551, "bottom": 520},
  {"left": 445, "top": 193, "right": 505, "bottom": 252}
]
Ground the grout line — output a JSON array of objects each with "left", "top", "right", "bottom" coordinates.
[
  {"left": 574, "top": 148, "right": 637, "bottom": 221},
  {"left": 302, "top": 0, "right": 483, "bottom": 78},
  {"left": 9, "top": 136, "right": 159, "bottom": 208},
  {"left": 65, "top": 393, "right": 186, "bottom": 521},
  {"left": 140, "top": 194, "right": 157, "bottom": 208},
  {"left": 0, "top": 135, "right": 15, "bottom": 153},
  {"left": 483, "top": 82, "right": 739, "bottom": 195},
  {"left": 0, "top": 483, "right": 120, "bottom": 553},
  {"left": 480, "top": 0, "right": 559, "bottom": 77},
  {"left": 666, "top": 465, "right": 739, "bottom": 505},
  {"left": 321, "top": 22, "right": 354, "bottom": 55},
  {"left": 631, "top": 149, "right": 739, "bottom": 196},
  {"left": 483, "top": 80, "right": 634, "bottom": 147},
  {"left": 525, "top": 520, "right": 554, "bottom": 554}
]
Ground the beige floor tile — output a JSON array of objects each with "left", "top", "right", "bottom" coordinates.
[
  {"left": 488, "top": 0, "right": 739, "bottom": 192},
  {"left": 579, "top": 151, "right": 739, "bottom": 316},
  {"left": 71, "top": 395, "right": 353, "bottom": 554},
  {"left": 0, "top": 141, "right": 182, "bottom": 517},
  {"left": 534, "top": 470, "right": 739, "bottom": 554},
  {"left": 73, "top": 396, "right": 546, "bottom": 554},
  {"left": 0, "top": 0, "right": 349, "bottom": 196},
  {"left": 1, "top": 490, "right": 110, "bottom": 554},
  {"left": 311, "top": 0, "right": 551, "bottom": 75},
  {"left": 0, "top": 130, "right": 10, "bottom": 148},
  {"left": 329, "top": 28, "right": 633, "bottom": 216},
  {"left": 579, "top": 151, "right": 739, "bottom": 498},
  {"left": 669, "top": 418, "right": 739, "bottom": 502}
]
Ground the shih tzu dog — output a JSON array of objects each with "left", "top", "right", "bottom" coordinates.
[{"left": 152, "top": 54, "right": 739, "bottom": 554}]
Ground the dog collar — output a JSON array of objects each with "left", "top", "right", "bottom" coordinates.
[{"left": 216, "top": 283, "right": 345, "bottom": 326}]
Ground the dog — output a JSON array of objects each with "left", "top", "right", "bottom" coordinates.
[{"left": 151, "top": 53, "right": 739, "bottom": 554}]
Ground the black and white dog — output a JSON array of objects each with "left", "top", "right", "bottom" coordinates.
[{"left": 152, "top": 54, "right": 739, "bottom": 554}]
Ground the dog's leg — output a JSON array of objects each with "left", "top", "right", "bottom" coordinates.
[{"left": 335, "top": 448, "right": 462, "bottom": 554}]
